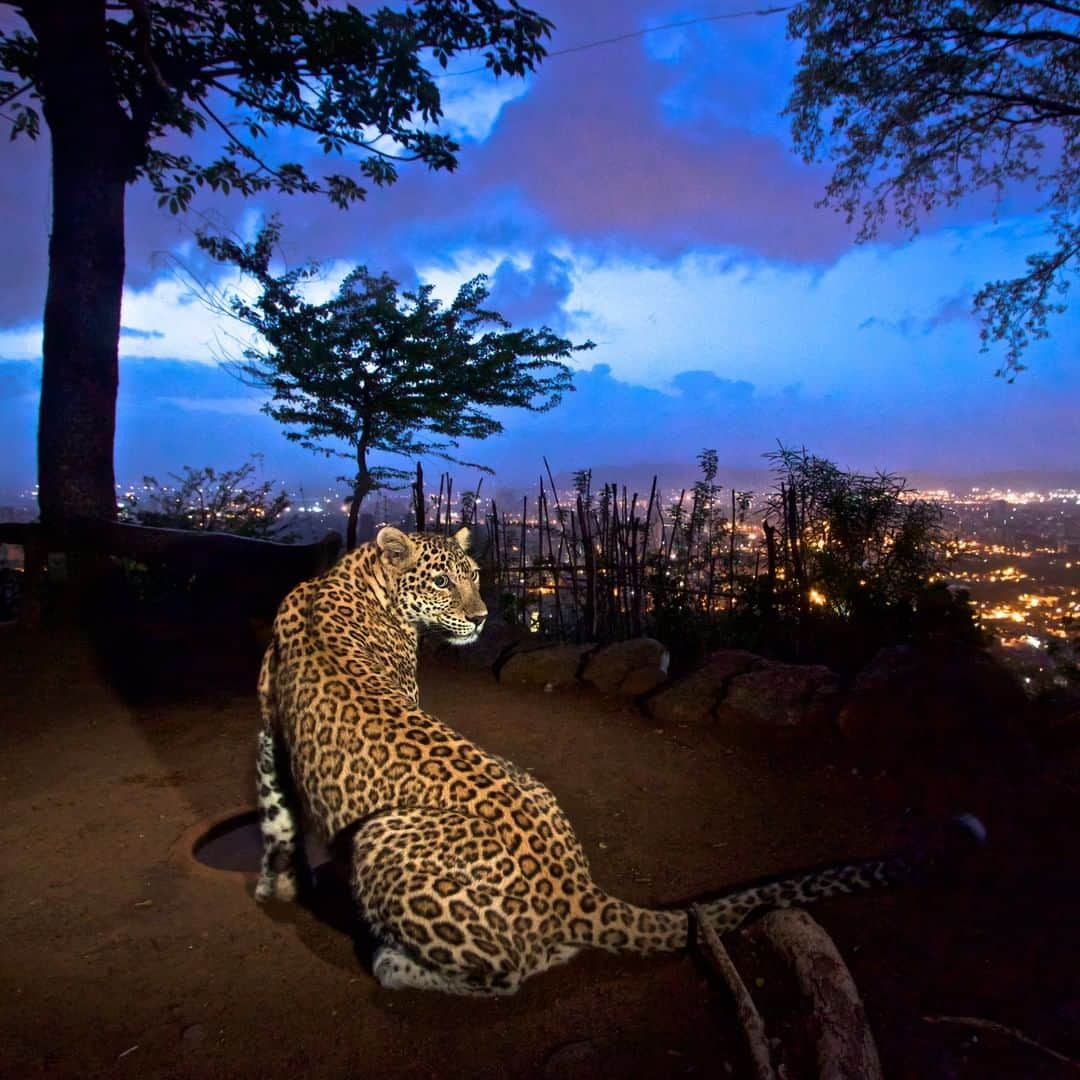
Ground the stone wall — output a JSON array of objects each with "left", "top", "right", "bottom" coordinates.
[{"left": 462, "top": 628, "right": 1030, "bottom": 751}]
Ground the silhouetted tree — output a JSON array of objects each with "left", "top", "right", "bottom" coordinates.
[
  {"left": 786, "top": 1, "right": 1080, "bottom": 377},
  {"left": 120, "top": 457, "right": 296, "bottom": 540},
  {"left": 746, "top": 445, "right": 977, "bottom": 664},
  {"left": 0, "top": 1, "right": 553, "bottom": 525},
  {"left": 200, "top": 220, "right": 591, "bottom": 549}
]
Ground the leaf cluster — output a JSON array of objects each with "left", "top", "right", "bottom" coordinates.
[
  {"left": 2, "top": 0, "right": 552, "bottom": 210},
  {"left": 786, "top": 0, "right": 1080, "bottom": 375},
  {"left": 199, "top": 218, "right": 591, "bottom": 490},
  {"left": 120, "top": 457, "right": 297, "bottom": 540},
  {"left": 762, "top": 444, "right": 953, "bottom": 615}
]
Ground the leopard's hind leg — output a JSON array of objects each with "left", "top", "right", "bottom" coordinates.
[
  {"left": 350, "top": 809, "right": 560, "bottom": 996},
  {"left": 254, "top": 724, "right": 303, "bottom": 903}
]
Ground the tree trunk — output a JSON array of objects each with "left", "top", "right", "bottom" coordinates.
[
  {"left": 413, "top": 461, "right": 426, "bottom": 532},
  {"left": 31, "top": 2, "right": 138, "bottom": 527},
  {"left": 346, "top": 452, "right": 374, "bottom": 551}
]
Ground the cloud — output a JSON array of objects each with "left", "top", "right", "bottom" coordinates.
[
  {"left": 158, "top": 396, "right": 263, "bottom": 415},
  {"left": 433, "top": 67, "right": 535, "bottom": 142},
  {"left": 1, "top": 2, "right": 1077, "bottom": 499},
  {"left": 412, "top": 220, "right": 1051, "bottom": 403},
  {"left": 0, "top": 359, "right": 40, "bottom": 400},
  {"left": 486, "top": 252, "right": 576, "bottom": 329}
]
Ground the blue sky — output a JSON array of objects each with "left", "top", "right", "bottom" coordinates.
[{"left": 1, "top": 1, "right": 1078, "bottom": 499}]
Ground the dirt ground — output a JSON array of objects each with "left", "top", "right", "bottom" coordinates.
[{"left": 1, "top": 622, "right": 1077, "bottom": 1079}]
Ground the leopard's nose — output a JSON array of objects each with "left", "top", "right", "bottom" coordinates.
[{"left": 468, "top": 613, "right": 487, "bottom": 627}]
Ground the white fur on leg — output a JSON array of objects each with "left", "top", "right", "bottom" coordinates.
[
  {"left": 255, "top": 727, "right": 301, "bottom": 903},
  {"left": 371, "top": 944, "right": 520, "bottom": 997}
]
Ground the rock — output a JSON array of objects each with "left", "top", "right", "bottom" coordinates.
[
  {"left": 420, "top": 613, "right": 526, "bottom": 670},
  {"left": 499, "top": 643, "right": 594, "bottom": 690},
  {"left": 837, "top": 643, "right": 1028, "bottom": 751},
  {"left": 581, "top": 637, "right": 669, "bottom": 695},
  {"left": 702, "top": 649, "right": 764, "bottom": 682},
  {"left": 181, "top": 1024, "right": 207, "bottom": 1046},
  {"left": 543, "top": 1039, "right": 604, "bottom": 1079},
  {"left": 717, "top": 661, "right": 841, "bottom": 731},
  {"left": 645, "top": 669, "right": 720, "bottom": 725},
  {"left": 645, "top": 649, "right": 762, "bottom": 726},
  {"left": 618, "top": 665, "right": 669, "bottom": 698},
  {"left": 462, "top": 614, "right": 528, "bottom": 669}
]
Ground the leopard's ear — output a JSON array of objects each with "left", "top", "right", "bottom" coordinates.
[
  {"left": 452, "top": 526, "right": 471, "bottom": 551},
  {"left": 376, "top": 526, "right": 417, "bottom": 569}
]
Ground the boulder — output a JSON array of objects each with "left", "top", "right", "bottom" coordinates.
[
  {"left": 498, "top": 643, "right": 595, "bottom": 690},
  {"left": 702, "top": 648, "right": 764, "bottom": 682},
  {"left": 837, "top": 643, "right": 1028, "bottom": 751},
  {"left": 644, "top": 668, "right": 718, "bottom": 725},
  {"left": 619, "top": 665, "right": 669, "bottom": 698},
  {"left": 717, "top": 661, "right": 841, "bottom": 731},
  {"left": 645, "top": 649, "right": 762, "bottom": 726},
  {"left": 581, "top": 637, "right": 670, "bottom": 695},
  {"left": 462, "top": 614, "right": 528, "bottom": 669}
]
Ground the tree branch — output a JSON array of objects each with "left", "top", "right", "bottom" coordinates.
[
  {"left": 0, "top": 78, "right": 32, "bottom": 107},
  {"left": 197, "top": 96, "right": 294, "bottom": 183},
  {"left": 126, "top": 0, "right": 170, "bottom": 93},
  {"left": 923, "top": 1015, "right": 1079, "bottom": 1068},
  {"left": 693, "top": 906, "right": 776, "bottom": 1080},
  {"left": 208, "top": 79, "right": 427, "bottom": 163}
]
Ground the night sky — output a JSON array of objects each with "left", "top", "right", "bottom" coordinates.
[{"left": 2, "top": 1, "right": 1078, "bottom": 499}]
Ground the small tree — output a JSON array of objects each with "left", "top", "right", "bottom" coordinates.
[
  {"left": 121, "top": 458, "right": 296, "bottom": 541},
  {"left": 200, "top": 220, "right": 592, "bottom": 549},
  {"left": 763, "top": 446, "right": 949, "bottom": 611},
  {"left": 786, "top": 1, "right": 1080, "bottom": 377},
  {"left": 744, "top": 446, "right": 978, "bottom": 666}
]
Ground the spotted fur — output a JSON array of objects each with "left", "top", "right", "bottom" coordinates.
[{"left": 256, "top": 525, "right": 972, "bottom": 995}]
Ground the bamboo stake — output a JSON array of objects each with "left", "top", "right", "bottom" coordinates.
[
  {"left": 520, "top": 495, "right": 528, "bottom": 629},
  {"left": 692, "top": 906, "right": 776, "bottom": 1080},
  {"left": 729, "top": 487, "right": 737, "bottom": 614}
]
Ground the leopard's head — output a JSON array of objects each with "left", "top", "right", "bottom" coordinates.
[{"left": 377, "top": 526, "right": 488, "bottom": 645}]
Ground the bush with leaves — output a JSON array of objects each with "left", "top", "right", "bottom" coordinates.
[
  {"left": 120, "top": 458, "right": 297, "bottom": 541},
  {"left": 736, "top": 446, "right": 983, "bottom": 668}
]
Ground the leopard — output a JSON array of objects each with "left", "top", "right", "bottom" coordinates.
[{"left": 254, "top": 525, "right": 984, "bottom": 996}]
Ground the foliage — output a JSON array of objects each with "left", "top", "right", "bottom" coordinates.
[
  {"left": 2, "top": 1, "right": 554, "bottom": 526},
  {"left": 487, "top": 447, "right": 981, "bottom": 673},
  {"left": 1044, "top": 615, "right": 1080, "bottom": 687},
  {"left": 120, "top": 458, "right": 296, "bottom": 541},
  {"left": 731, "top": 446, "right": 981, "bottom": 667},
  {"left": 199, "top": 218, "right": 591, "bottom": 547},
  {"left": 763, "top": 446, "right": 948, "bottom": 609},
  {"left": 1, "top": 0, "right": 553, "bottom": 212},
  {"left": 645, "top": 449, "right": 737, "bottom": 668},
  {"left": 786, "top": 1, "right": 1080, "bottom": 377}
]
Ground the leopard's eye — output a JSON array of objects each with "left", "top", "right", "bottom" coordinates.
[
  {"left": 432, "top": 573, "right": 450, "bottom": 589},
  {"left": 471, "top": 569, "right": 480, "bottom": 582}
]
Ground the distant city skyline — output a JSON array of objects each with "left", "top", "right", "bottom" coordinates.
[{"left": 2, "top": 2, "right": 1078, "bottom": 506}]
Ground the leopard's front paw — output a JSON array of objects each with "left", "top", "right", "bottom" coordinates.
[{"left": 254, "top": 871, "right": 298, "bottom": 903}]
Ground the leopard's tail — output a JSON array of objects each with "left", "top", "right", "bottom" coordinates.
[{"left": 575, "top": 814, "right": 986, "bottom": 956}]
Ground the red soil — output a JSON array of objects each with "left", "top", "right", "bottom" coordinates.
[{"left": 1, "top": 624, "right": 1077, "bottom": 1078}]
